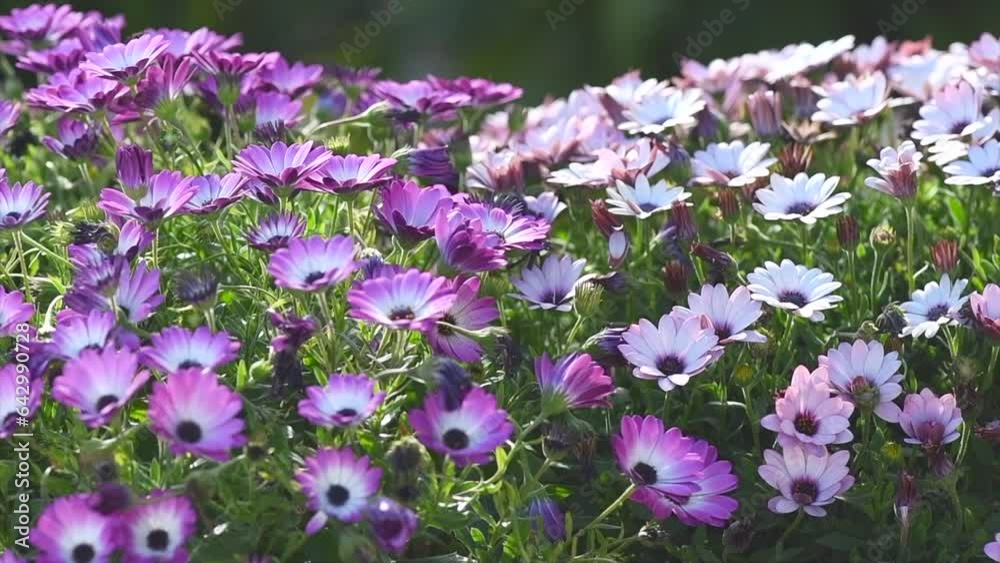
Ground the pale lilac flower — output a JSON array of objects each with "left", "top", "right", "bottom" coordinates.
[
  {"left": 454, "top": 201, "right": 550, "bottom": 251},
  {"left": 761, "top": 365, "right": 855, "bottom": 454},
  {"left": 865, "top": 141, "right": 922, "bottom": 198},
  {"left": 141, "top": 326, "right": 241, "bottom": 374},
  {"left": 942, "top": 138, "right": 1000, "bottom": 186},
  {"left": 42, "top": 117, "right": 99, "bottom": 160},
  {"left": 758, "top": 446, "right": 854, "bottom": 517},
  {"left": 690, "top": 141, "right": 776, "bottom": 188},
  {"left": 548, "top": 138, "right": 670, "bottom": 187},
  {"left": 819, "top": 340, "right": 904, "bottom": 422},
  {"left": 251, "top": 91, "right": 302, "bottom": 129},
  {"left": 98, "top": 171, "right": 197, "bottom": 223},
  {"left": 747, "top": 260, "right": 843, "bottom": 322},
  {"left": 347, "top": 269, "right": 456, "bottom": 332},
  {"left": 912, "top": 80, "right": 988, "bottom": 145},
  {"left": 306, "top": 153, "right": 397, "bottom": 194},
  {"left": 268, "top": 235, "right": 358, "bottom": 292},
  {"left": 510, "top": 255, "right": 589, "bottom": 312},
  {"left": 618, "top": 314, "right": 719, "bottom": 392},
  {"left": 0, "top": 100, "right": 19, "bottom": 138},
  {"left": 466, "top": 150, "right": 524, "bottom": 192},
  {"left": 971, "top": 283, "right": 1000, "bottom": 341},
  {"left": 427, "top": 276, "right": 499, "bottom": 363},
  {"left": 898, "top": 388, "right": 963, "bottom": 474},
  {"left": 26, "top": 68, "right": 123, "bottom": 114},
  {"left": 605, "top": 174, "right": 690, "bottom": 220},
  {"left": 985, "top": 533, "right": 1000, "bottom": 562},
  {"left": 257, "top": 57, "right": 323, "bottom": 98},
  {"left": 969, "top": 33, "right": 1000, "bottom": 72},
  {"left": 811, "top": 72, "right": 892, "bottom": 126},
  {"left": 232, "top": 141, "right": 332, "bottom": 190},
  {"left": 671, "top": 284, "right": 766, "bottom": 344},
  {"left": 246, "top": 212, "right": 306, "bottom": 251},
  {"left": 900, "top": 274, "right": 969, "bottom": 338},
  {"left": 619, "top": 87, "right": 706, "bottom": 135},
  {"left": 0, "top": 180, "right": 49, "bottom": 230},
  {"left": 80, "top": 33, "right": 169, "bottom": 82},
  {"left": 753, "top": 173, "right": 850, "bottom": 224},
  {"left": 185, "top": 173, "right": 246, "bottom": 214},
  {"left": 523, "top": 192, "right": 567, "bottom": 223},
  {"left": 434, "top": 211, "right": 507, "bottom": 273}
]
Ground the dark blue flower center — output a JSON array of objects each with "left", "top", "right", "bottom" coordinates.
[
  {"left": 303, "top": 271, "right": 326, "bottom": 285},
  {"left": 147, "top": 529, "right": 169, "bottom": 551},
  {"left": 326, "top": 484, "right": 350, "bottom": 506},
  {"left": 786, "top": 202, "right": 815, "bottom": 215},
  {"left": 926, "top": 304, "right": 949, "bottom": 320},
  {"left": 72, "top": 543, "right": 96, "bottom": 563},
  {"left": 177, "top": 360, "right": 203, "bottom": 370},
  {"left": 176, "top": 420, "right": 203, "bottom": 443},
  {"left": 632, "top": 462, "right": 658, "bottom": 485},
  {"left": 656, "top": 355, "right": 684, "bottom": 376},
  {"left": 794, "top": 413, "right": 817, "bottom": 436},
  {"left": 778, "top": 290, "right": 808, "bottom": 308},
  {"left": 389, "top": 307, "right": 416, "bottom": 321},
  {"left": 442, "top": 428, "right": 469, "bottom": 450},
  {"left": 792, "top": 480, "right": 818, "bottom": 505},
  {"left": 95, "top": 395, "right": 118, "bottom": 412},
  {"left": 336, "top": 408, "right": 358, "bottom": 418}
]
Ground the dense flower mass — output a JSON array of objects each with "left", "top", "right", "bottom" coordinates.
[{"left": 1, "top": 4, "right": 998, "bottom": 560}]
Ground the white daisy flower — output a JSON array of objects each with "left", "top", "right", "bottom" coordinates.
[
  {"left": 900, "top": 274, "right": 969, "bottom": 339},
  {"left": 811, "top": 72, "right": 892, "bottom": 126},
  {"left": 925, "top": 107, "right": 999, "bottom": 164},
  {"left": 619, "top": 87, "right": 706, "bottom": 135},
  {"left": 617, "top": 313, "right": 720, "bottom": 392},
  {"left": 548, "top": 138, "right": 670, "bottom": 187},
  {"left": 511, "top": 254, "right": 590, "bottom": 312},
  {"left": 690, "top": 141, "right": 777, "bottom": 188},
  {"left": 818, "top": 340, "right": 904, "bottom": 422},
  {"left": 605, "top": 174, "right": 690, "bottom": 220},
  {"left": 753, "top": 173, "right": 851, "bottom": 224},
  {"left": 911, "top": 80, "right": 988, "bottom": 145},
  {"left": 968, "top": 32, "right": 1000, "bottom": 72},
  {"left": 523, "top": 191, "right": 567, "bottom": 223},
  {"left": 942, "top": 138, "right": 1000, "bottom": 186},
  {"left": 747, "top": 260, "right": 843, "bottom": 322},
  {"left": 671, "top": 284, "right": 767, "bottom": 345}
]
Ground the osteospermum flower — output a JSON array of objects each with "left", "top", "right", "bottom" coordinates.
[
  {"left": 747, "top": 260, "right": 843, "bottom": 321},
  {"left": 510, "top": 254, "right": 589, "bottom": 312},
  {"left": 26, "top": 68, "right": 122, "bottom": 114},
  {"left": 454, "top": 201, "right": 550, "bottom": 251},
  {"left": 122, "top": 492, "right": 197, "bottom": 563},
  {"left": 612, "top": 415, "right": 704, "bottom": 496},
  {"left": 148, "top": 369, "right": 246, "bottom": 461},
  {"left": 374, "top": 180, "right": 454, "bottom": 241},
  {"left": 898, "top": 388, "right": 963, "bottom": 450},
  {"left": 523, "top": 192, "right": 567, "bottom": 223},
  {"left": 52, "top": 347, "right": 150, "bottom": 428},
  {"left": 535, "top": 352, "right": 614, "bottom": 412},
  {"left": 80, "top": 33, "right": 169, "bottom": 81},
  {"left": 49, "top": 310, "right": 116, "bottom": 359},
  {"left": 671, "top": 284, "right": 766, "bottom": 344},
  {"left": 753, "top": 173, "right": 850, "bottom": 224},
  {"left": 619, "top": 87, "right": 706, "bottom": 135},
  {"left": 297, "top": 447, "right": 383, "bottom": 535},
  {"left": 98, "top": 171, "right": 197, "bottom": 224},
  {"left": 31, "top": 494, "right": 119, "bottom": 563},
  {"left": 0, "top": 286, "right": 33, "bottom": 337},
  {"left": 409, "top": 386, "right": 513, "bottom": 466},
  {"left": 347, "top": 268, "right": 456, "bottom": 332},
  {"left": 246, "top": 212, "right": 306, "bottom": 251},
  {"left": 1, "top": 364, "right": 42, "bottom": 438},
  {"left": 811, "top": 72, "right": 892, "bottom": 126},
  {"left": 42, "top": 117, "right": 99, "bottom": 160},
  {"left": 434, "top": 211, "right": 507, "bottom": 273},
  {"left": 141, "top": 326, "right": 240, "bottom": 374},
  {"left": 257, "top": 57, "right": 323, "bottom": 97},
  {"left": 758, "top": 446, "right": 854, "bottom": 517},
  {"left": 761, "top": 365, "right": 855, "bottom": 454},
  {"left": 605, "top": 174, "right": 690, "bottom": 220},
  {"left": 986, "top": 533, "right": 1000, "bottom": 562},
  {"left": 115, "top": 263, "right": 164, "bottom": 324},
  {"left": 232, "top": 141, "right": 332, "bottom": 190},
  {"left": 690, "top": 141, "right": 777, "bottom": 188},
  {"left": 942, "top": 138, "right": 1000, "bottom": 187},
  {"left": 184, "top": 173, "right": 246, "bottom": 214},
  {"left": 900, "top": 274, "right": 969, "bottom": 338},
  {"left": 0, "top": 180, "right": 50, "bottom": 230},
  {"left": 306, "top": 153, "right": 397, "bottom": 194},
  {"left": 528, "top": 496, "right": 566, "bottom": 542},
  {"left": 268, "top": 235, "right": 357, "bottom": 292},
  {"left": 819, "top": 340, "right": 903, "bottom": 422},
  {"left": 865, "top": 140, "right": 922, "bottom": 199},
  {"left": 367, "top": 497, "right": 420, "bottom": 555},
  {"left": 971, "top": 283, "right": 1000, "bottom": 341},
  {"left": 0, "top": 550, "right": 26, "bottom": 563},
  {"left": 911, "top": 80, "right": 987, "bottom": 145},
  {"left": 0, "top": 100, "right": 20, "bottom": 137},
  {"left": 427, "top": 276, "right": 499, "bottom": 362},
  {"left": 298, "top": 374, "right": 386, "bottom": 428},
  {"left": 618, "top": 314, "right": 720, "bottom": 392}
]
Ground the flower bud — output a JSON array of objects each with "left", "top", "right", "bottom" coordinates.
[
  {"left": 747, "top": 90, "right": 782, "bottom": 138},
  {"left": 734, "top": 364, "right": 754, "bottom": 386},
  {"left": 882, "top": 441, "right": 904, "bottom": 463},
  {"left": 717, "top": 189, "right": 740, "bottom": 221},
  {"left": 837, "top": 216, "right": 860, "bottom": 249},
  {"left": 876, "top": 303, "right": 907, "bottom": 335},
  {"left": 778, "top": 143, "right": 813, "bottom": 176},
  {"left": 590, "top": 200, "right": 622, "bottom": 238},
  {"left": 607, "top": 228, "right": 629, "bottom": 269},
  {"left": 573, "top": 281, "right": 605, "bottom": 318},
  {"left": 175, "top": 267, "right": 219, "bottom": 308},
  {"left": 666, "top": 202, "right": 697, "bottom": 242},
  {"left": 871, "top": 225, "right": 896, "bottom": 247},
  {"left": 528, "top": 497, "right": 566, "bottom": 542},
  {"left": 408, "top": 146, "right": 458, "bottom": 189},
  {"left": 723, "top": 518, "right": 756, "bottom": 554},
  {"left": 116, "top": 144, "right": 154, "bottom": 198},
  {"left": 662, "top": 261, "right": 690, "bottom": 294},
  {"left": 931, "top": 239, "right": 960, "bottom": 273}
]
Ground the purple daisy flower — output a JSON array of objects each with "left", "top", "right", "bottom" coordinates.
[
  {"left": 618, "top": 314, "right": 720, "bottom": 392},
  {"left": 116, "top": 220, "right": 154, "bottom": 260},
  {"left": 0, "top": 4, "right": 82, "bottom": 43},
  {"left": 112, "top": 262, "right": 163, "bottom": 325},
  {"left": 250, "top": 91, "right": 302, "bottom": 130},
  {"left": 987, "top": 533, "right": 1000, "bottom": 562},
  {"left": 373, "top": 79, "right": 472, "bottom": 120},
  {"left": 434, "top": 211, "right": 507, "bottom": 273},
  {"left": 510, "top": 255, "right": 589, "bottom": 312},
  {"left": 0, "top": 100, "right": 20, "bottom": 137},
  {"left": 246, "top": 212, "right": 306, "bottom": 251},
  {"left": 269, "top": 309, "right": 318, "bottom": 352},
  {"left": 374, "top": 180, "right": 454, "bottom": 242},
  {"left": 758, "top": 446, "right": 855, "bottom": 517},
  {"left": 536, "top": 352, "right": 615, "bottom": 413},
  {"left": 268, "top": 235, "right": 357, "bottom": 292},
  {"left": 52, "top": 347, "right": 150, "bottom": 428},
  {"left": 971, "top": 283, "right": 1000, "bottom": 341},
  {"left": 528, "top": 496, "right": 566, "bottom": 542},
  {"left": 116, "top": 145, "right": 154, "bottom": 195},
  {"left": 31, "top": 494, "right": 119, "bottom": 563},
  {"left": 141, "top": 326, "right": 241, "bottom": 374},
  {"left": 0, "top": 180, "right": 50, "bottom": 230},
  {"left": 184, "top": 173, "right": 246, "bottom": 215},
  {"left": 192, "top": 50, "right": 278, "bottom": 80},
  {"left": 454, "top": 202, "right": 550, "bottom": 251},
  {"left": 409, "top": 386, "right": 513, "bottom": 466},
  {"left": 232, "top": 141, "right": 332, "bottom": 191},
  {"left": 80, "top": 33, "right": 169, "bottom": 82},
  {"left": 296, "top": 447, "right": 383, "bottom": 534},
  {"left": 256, "top": 57, "right": 323, "bottom": 98},
  {"left": 367, "top": 497, "right": 419, "bottom": 555},
  {"left": 671, "top": 284, "right": 766, "bottom": 345},
  {"left": 42, "top": 117, "right": 100, "bottom": 160},
  {"left": 128, "top": 56, "right": 195, "bottom": 116},
  {"left": 149, "top": 369, "right": 246, "bottom": 461},
  {"left": 761, "top": 365, "right": 855, "bottom": 455},
  {"left": 427, "top": 75, "right": 523, "bottom": 106},
  {"left": 818, "top": 340, "right": 904, "bottom": 422},
  {"left": 0, "top": 549, "right": 27, "bottom": 563},
  {"left": 26, "top": 68, "right": 123, "bottom": 114},
  {"left": 612, "top": 415, "right": 705, "bottom": 497},
  {"left": 17, "top": 37, "right": 87, "bottom": 75},
  {"left": 0, "top": 286, "right": 34, "bottom": 337},
  {"left": 1, "top": 363, "right": 42, "bottom": 439},
  {"left": 347, "top": 268, "right": 456, "bottom": 332},
  {"left": 298, "top": 373, "right": 386, "bottom": 428},
  {"left": 427, "top": 276, "right": 499, "bottom": 362},
  {"left": 49, "top": 310, "right": 117, "bottom": 359},
  {"left": 408, "top": 146, "right": 459, "bottom": 188},
  {"left": 122, "top": 492, "right": 197, "bottom": 563},
  {"left": 898, "top": 388, "right": 963, "bottom": 474},
  {"left": 306, "top": 153, "right": 398, "bottom": 194},
  {"left": 98, "top": 171, "right": 197, "bottom": 224}
]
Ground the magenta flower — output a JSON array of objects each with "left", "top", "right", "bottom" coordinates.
[
  {"left": 141, "top": 326, "right": 241, "bottom": 374},
  {"left": 42, "top": 117, "right": 99, "bottom": 160},
  {"left": 434, "top": 210, "right": 507, "bottom": 273},
  {"left": 257, "top": 57, "right": 323, "bottom": 98},
  {"left": 49, "top": 310, "right": 117, "bottom": 360},
  {"left": 347, "top": 268, "right": 456, "bottom": 332},
  {"left": 536, "top": 352, "right": 614, "bottom": 412},
  {"left": 671, "top": 284, "right": 766, "bottom": 345},
  {"left": 268, "top": 235, "right": 357, "bottom": 292},
  {"left": 250, "top": 91, "right": 302, "bottom": 129},
  {"left": 971, "top": 283, "right": 1000, "bottom": 340},
  {"left": 758, "top": 446, "right": 854, "bottom": 517},
  {"left": 149, "top": 369, "right": 246, "bottom": 461},
  {"left": 129, "top": 55, "right": 195, "bottom": 115},
  {"left": 116, "top": 220, "right": 154, "bottom": 259},
  {"left": 233, "top": 141, "right": 332, "bottom": 191},
  {"left": 298, "top": 374, "right": 386, "bottom": 428},
  {"left": 761, "top": 365, "right": 855, "bottom": 454},
  {"left": 428, "top": 75, "right": 523, "bottom": 106},
  {"left": 374, "top": 179, "right": 454, "bottom": 241},
  {"left": 898, "top": 388, "right": 963, "bottom": 474},
  {"left": 112, "top": 262, "right": 164, "bottom": 323},
  {"left": 185, "top": 173, "right": 246, "bottom": 215},
  {"left": 427, "top": 276, "right": 499, "bottom": 362},
  {"left": 31, "top": 494, "right": 119, "bottom": 563},
  {"left": 192, "top": 50, "right": 278, "bottom": 80},
  {"left": 296, "top": 447, "right": 383, "bottom": 534},
  {"left": 818, "top": 340, "right": 903, "bottom": 422},
  {"left": 409, "top": 386, "right": 513, "bottom": 466},
  {"left": 306, "top": 153, "right": 398, "bottom": 194},
  {"left": 0, "top": 4, "right": 82, "bottom": 43},
  {"left": 618, "top": 314, "right": 719, "bottom": 392},
  {"left": 80, "top": 33, "right": 169, "bottom": 81},
  {"left": 0, "top": 286, "right": 33, "bottom": 337},
  {"left": 373, "top": 79, "right": 472, "bottom": 119},
  {"left": 26, "top": 68, "right": 123, "bottom": 113},
  {"left": 16, "top": 37, "right": 87, "bottom": 75},
  {"left": 367, "top": 497, "right": 420, "bottom": 554},
  {"left": 122, "top": 492, "right": 197, "bottom": 563},
  {"left": 52, "top": 347, "right": 150, "bottom": 428},
  {"left": 612, "top": 415, "right": 704, "bottom": 497},
  {"left": 246, "top": 212, "right": 306, "bottom": 251},
  {"left": 0, "top": 180, "right": 50, "bottom": 230},
  {"left": 0, "top": 100, "right": 20, "bottom": 137},
  {"left": 454, "top": 201, "right": 550, "bottom": 251},
  {"left": 1, "top": 364, "right": 42, "bottom": 439},
  {"left": 98, "top": 170, "right": 197, "bottom": 223}
]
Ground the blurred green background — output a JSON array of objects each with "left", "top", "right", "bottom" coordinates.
[{"left": 9, "top": 0, "right": 997, "bottom": 103}]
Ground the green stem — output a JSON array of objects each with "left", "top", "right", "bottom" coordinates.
[
  {"left": 904, "top": 205, "right": 916, "bottom": 295},
  {"left": 12, "top": 231, "right": 31, "bottom": 298},
  {"left": 571, "top": 484, "right": 637, "bottom": 543},
  {"left": 469, "top": 416, "right": 547, "bottom": 492},
  {"left": 776, "top": 509, "right": 805, "bottom": 556},
  {"left": 986, "top": 346, "right": 999, "bottom": 391}
]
